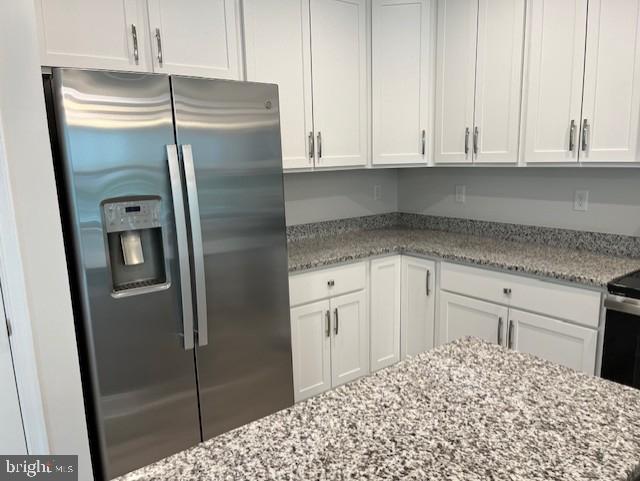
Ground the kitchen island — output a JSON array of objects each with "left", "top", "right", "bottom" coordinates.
[{"left": 118, "top": 338, "right": 640, "bottom": 481}]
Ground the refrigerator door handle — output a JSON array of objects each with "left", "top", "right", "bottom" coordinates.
[
  {"left": 166, "top": 145, "right": 195, "bottom": 350},
  {"left": 181, "top": 144, "right": 208, "bottom": 347}
]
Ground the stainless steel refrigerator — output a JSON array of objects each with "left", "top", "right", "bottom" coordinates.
[{"left": 47, "top": 68, "right": 293, "bottom": 480}]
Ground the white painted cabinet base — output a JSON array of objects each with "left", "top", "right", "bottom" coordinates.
[
  {"left": 331, "top": 290, "right": 369, "bottom": 387},
  {"left": 370, "top": 256, "right": 401, "bottom": 371},
  {"left": 401, "top": 256, "right": 436, "bottom": 358}
]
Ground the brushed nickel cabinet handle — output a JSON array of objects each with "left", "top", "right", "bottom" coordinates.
[
  {"left": 503, "top": 287, "right": 512, "bottom": 295},
  {"left": 507, "top": 320, "right": 514, "bottom": 349},
  {"left": 581, "top": 119, "right": 589, "bottom": 152},
  {"left": 308, "top": 131, "right": 315, "bottom": 161},
  {"left": 421, "top": 129, "right": 426, "bottom": 156},
  {"left": 426, "top": 269, "right": 431, "bottom": 297},
  {"left": 155, "top": 28, "right": 163, "bottom": 66},
  {"left": 473, "top": 126, "right": 479, "bottom": 155},
  {"left": 325, "top": 310, "right": 330, "bottom": 338},
  {"left": 131, "top": 24, "right": 139, "bottom": 64},
  {"left": 464, "top": 127, "right": 470, "bottom": 155},
  {"left": 317, "top": 132, "right": 322, "bottom": 159},
  {"left": 497, "top": 317, "right": 503, "bottom": 345},
  {"left": 569, "top": 119, "right": 576, "bottom": 152},
  {"left": 334, "top": 308, "right": 339, "bottom": 335}
]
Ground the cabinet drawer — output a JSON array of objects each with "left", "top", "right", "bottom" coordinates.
[
  {"left": 289, "top": 262, "right": 366, "bottom": 306},
  {"left": 440, "top": 262, "right": 601, "bottom": 328}
]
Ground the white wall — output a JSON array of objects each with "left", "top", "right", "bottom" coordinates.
[
  {"left": 0, "top": 1, "right": 92, "bottom": 479},
  {"left": 398, "top": 167, "right": 640, "bottom": 236},
  {"left": 284, "top": 169, "right": 398, "bottom": 225}
]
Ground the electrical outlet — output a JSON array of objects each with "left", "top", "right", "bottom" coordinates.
[
  {"left": 455, "top": 185, "right": 466, "bottom": 203},
  {"left": 574, "top": 190, "right": 589, "bottom": 211},
  {"left": 374, "top": 184, "right": 382, "bottom": 201}
]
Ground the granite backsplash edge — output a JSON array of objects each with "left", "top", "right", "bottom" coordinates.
[{"left": 286, "top": 213, "right": 640, "bottom": 259}]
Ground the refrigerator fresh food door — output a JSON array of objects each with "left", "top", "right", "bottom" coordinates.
[
  {"left": 51, "top": 69, "right": 201, "bottom": 479},
  {"left": 171, "top": 77, "right": 294, "bottom": 440}
]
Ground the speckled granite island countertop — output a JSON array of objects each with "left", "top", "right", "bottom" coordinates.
[
  {"left": 287, "top": 227, "right": 640, "bottom": 287},
  {"left": 117, "top": 338, "right": 640, "bottom": 481}
]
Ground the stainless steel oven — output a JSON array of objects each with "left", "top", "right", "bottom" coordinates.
[{"left": 602, "top": 271, "right": 640, "bottom": 389}]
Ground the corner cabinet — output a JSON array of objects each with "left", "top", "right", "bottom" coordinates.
[
  {"left": 35, "top": 0, "right": 243, "bottom": 79},
  {"left": 522, "top": 0, "right": 640, "bottom": 164},
  {"left": 370, "top": 256, "right": 402, "bottom": 371},
  {"left": 371, "top": 0, "right": 433, "bottom": 166},
  {"left": 434, "top": 0, "right": 525, "bottom": 165},
  {"left": 400, "top": 256, "right": 436, "bottom": 357}
]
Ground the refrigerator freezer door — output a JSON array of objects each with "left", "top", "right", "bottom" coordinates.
[
  {"left": 51, "top": 69, "right": 201, "bottom": 479},
  {"left": 172, "top": 77, "right": 294, "bottom": 439}
]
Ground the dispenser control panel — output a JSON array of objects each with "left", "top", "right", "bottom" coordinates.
[{"left": 103, "top": 199, "right": 162, "bottom": 233}]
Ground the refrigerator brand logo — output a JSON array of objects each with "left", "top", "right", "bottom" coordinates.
[{"left": 1, "top": 456, "right": 77, "bottom": 480}]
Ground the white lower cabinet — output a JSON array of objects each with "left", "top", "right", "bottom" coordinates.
[
  {"left": 330, "top": 290, "right": 369, "bottom": 387},
  {"left": 290, "top": 300, "right": 332, "bottom": 402},
  {"left": 401, "top": 256, "right": 436, "bottom": 358},
  {"left": 438, "top": 291, "right": 508, "bottom": 346},
  {"left": 370, "top": 257, "right": 402, "bottom": 371},
  {"left": 509, "top": 309, "right": 597, "bottom": 374},
  {"left": 289, "top": 263, "right": 369, "bottom": 402}
]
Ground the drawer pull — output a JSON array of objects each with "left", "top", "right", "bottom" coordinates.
[
  {"left": 327, "top": 279, "right": 335, "bottom": 287},
  {"left": 503, "top": 288, "right": 512, "bottom": 295}
]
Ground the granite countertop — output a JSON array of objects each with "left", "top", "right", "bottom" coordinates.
[
  {"left": 117, "top": 338, "right": 640, "bottom": 481},
  {"left": 287, "top": 227, "right": 640, "bottom": 287}
]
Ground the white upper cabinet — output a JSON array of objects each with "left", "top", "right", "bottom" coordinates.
[
  {"left": 330, "top": 290, "right": 369, "bottom": 387},
  {"left": 244, "top": 0, "right": 314, "bottom": 170},
  {"left": 522, "top": 0, "right": 588, "bottom": 163},
  {"left": 310, "top": 0, "right": 369, "bottom": 168},
  {"left": 35, "top": 0, "right": 150, "bottom": 71},
  {"left": 473, "top": 0, "right": 524, "bottom": 163},
  {"left": 372, "top": 0, "right": 433, "bottom": 165},
  {"left": 580, "top": 0, "right": 640, "bottom": 164},
  {"left": 401, "top": 256, "right": 436, "bottom": 358},
  {"left": 434, "top": 0, "right": 478, "bottom": 164},
  {"left": 509, "top": 309, "right": 597, "bottom": 375},
  {"left": 370, "top": 257, "right": 401, "bottom": 371},
  {"left": 438, "top": 291, "right": 508, "bottom": 346},
  {"left": 147, "top": 0, "right": 242, "bottom": 79}
]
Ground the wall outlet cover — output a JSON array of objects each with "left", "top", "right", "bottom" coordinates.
[
  {"left": 574, "top": 190, "right": 589, "bottom": 211},
  {"left": 455, "top": 185, "right": 466, "bottom": 203},
  {"left": 374, "top": 184, "right": 382, "bottom": 201}
]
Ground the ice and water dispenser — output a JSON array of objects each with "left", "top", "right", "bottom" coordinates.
[{"left": 103, "top": 197, "right": 168, "bottom": 294}]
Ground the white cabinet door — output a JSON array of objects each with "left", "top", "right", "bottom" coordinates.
[
  {"left": 331, "top": 291, "right": 369, "bottom": 387},
  {"left": 372, "top": 0, "right": 432, "bottom": 165},
  {"left": 522, "top": 0, "right": 587, "bottom": 163},
  {"left": 580, "top": 0, "right": 640, "bottom": 164},
  {"left": 244, "top": 0, "right": 314, "bottom": 170},
  {"left": 509, "top": 309, "right": 597, "bottom": 375},
  {"left": 434, "top": 0, "right": 478, "bottom": 164},
  {"left": 290, "top": 300, "right": 331, "bottom": 402},
  {"left": 473, "top": 0, "right": 525, "bottom": 164},
  {"left": 34, "top": 0, "right": 150, "bottom": 71},
  {"left": 370, "top": 257, "right": 401, "bottom": 371},
  {"left": 310, "top": 0, "right": 368, "bottom": 168},
  {"left": 147, "top": 0, "right": 241, "bottom": 79},
  {"left": 438, "top": 291, "right": 508, "bottom": 346},
  {"left": 0, "top": 288, "right": 26, "bottom": 454},
  {"left": 401, "top": 256, "right": 436, "bottom": 358}
]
